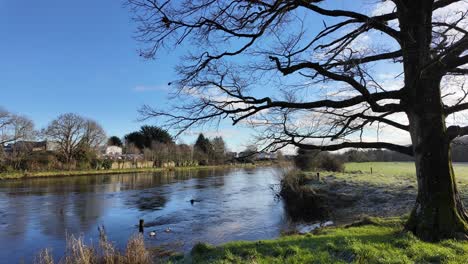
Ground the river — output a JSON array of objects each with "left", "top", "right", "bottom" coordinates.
[{"left": 0, "top": 167, "right": 291, "bottom": 263}]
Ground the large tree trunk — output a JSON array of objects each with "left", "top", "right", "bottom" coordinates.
[
  {"left": 404, "top": 71, "right": 468, "bottom": 241},
  {"left": 397, "top": 0, "right": 468, "bottom": 241},
  {"left": 405, "top": 111, "right": 468, "bottom": 240}
]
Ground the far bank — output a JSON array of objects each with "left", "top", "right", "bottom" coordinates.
[{"left": 0, "top": 161, "right": 280, "bottom": 180}]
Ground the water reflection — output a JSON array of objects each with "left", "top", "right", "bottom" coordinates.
[{"left": 0, "top": 167, "right": 287, "bottom": 263}]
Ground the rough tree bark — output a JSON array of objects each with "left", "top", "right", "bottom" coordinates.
[
  {"left": 398, "top": 1, "right": 468, "bottom": 241},
  {"left": 406, "top": 78, "right": 468, "bottom": 240}
]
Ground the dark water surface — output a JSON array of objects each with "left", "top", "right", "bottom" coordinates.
[{"left": 0, "top": 167, "right": 289, "bottom": 263}]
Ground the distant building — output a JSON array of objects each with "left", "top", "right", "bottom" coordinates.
[
  {"left": 4, "top": 140, "right": 58, "bottom": 153},
  {"left": 225, "top": 152, "right": 238, "bottom": 160},
  {"left": 256, "top": 152, "right": 278, "bottom": 160},
  {"left": 105, "top": 146, "right": 123, "bottom": 156}
]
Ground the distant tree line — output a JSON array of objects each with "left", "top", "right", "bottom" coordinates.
[
  {"left": 295, "top": 137, "right": 468, "bottom": 172},
  {"left": 0, "top": 108, "right": 108, "bottom": 172},
  {"left": 340, "top": 139, "right": 468, "bottom": 163},
  {"left": 294, "top": 149, "right": 344, "bottom": 172},
  {"left": 340, "top": 149, "right": 414, "bottom": 163},
  {"left": 0, "top": 106, "right": 234, "bottom": 173},
  {"left": 122, "top": 127, "right": 229, "bottom": 167}
]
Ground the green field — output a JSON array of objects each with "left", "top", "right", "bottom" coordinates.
[
  {"left": 345, "top": 161, "right": 468, "bottom": 178},
  {"left": 337, "top": 162, "right": 468, "bottom": 186}
]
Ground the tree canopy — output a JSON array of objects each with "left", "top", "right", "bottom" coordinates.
[
  {"left": 194, "top": 133, "right": 212, "bottom": 154},
  {"left": 124, "top": 125, "right": 174, "bottom": 150},
  {"left": 0, "top": 107, "right": 35, "bottom": 145},
  {"left": 107, "top": 136, "right": 123, "bottom": 147},
  {"left": 44, "top": 113, "right": 106, "bottom": 165},
  {"left": 128, "top": 0, "right": 468, "bottom": 241}
]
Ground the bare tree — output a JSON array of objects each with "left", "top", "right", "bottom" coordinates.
[
  {"left": 0, "top": 108, "right": 35, "bottom": 145},
  {"left": 82, "top": 120, "right": 107, "bottom": 150},
  {"left": 44, "top": 113, "right": 106, "bottom": 166},
  {"left": 128, "top": 0, "right": 468, "bottom": 241},
  {"left": 212, "top": 136, "right": 227, "bottom": 164}
]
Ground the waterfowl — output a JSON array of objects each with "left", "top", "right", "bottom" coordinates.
[
  {"left": 190, "top": 199, "right": 201, "bottom": 204},
  {"left": 149, "top": 231, "right": 156, "bottom": 237},
  {"left": 165, "top": 227, "right": 171, "bottom": 233}
]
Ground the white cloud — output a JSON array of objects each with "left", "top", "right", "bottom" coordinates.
[
  {"left": 133, "top": 85, "right": 168, "bottom": 92},
  {"left": 371, "top": 1, "right": 396, "bottom": 16}
]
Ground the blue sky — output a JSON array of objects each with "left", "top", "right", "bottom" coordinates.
[
  {"left": 0, "top": 0, "right": 404, "bottom": 152},
  {"left": 0, "top": 0, "right": 256, "bottom": 150},
  {"left": 1, "top": 1, "right": 160, "bottom": 130}
]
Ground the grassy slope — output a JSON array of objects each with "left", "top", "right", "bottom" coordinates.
[
  {"left": 179, "top": 217, "right": 468, "bottom": 264},
  {"left": 173, "top": 162, "right": 468, "bottom": 263}
]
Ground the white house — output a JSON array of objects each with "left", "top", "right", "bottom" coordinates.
[
  {"left": 256, "top": 152, "right": 278, "bottom": 160},
  {"left": 105, "top": 146, "right": 123, "bottom": 156}
]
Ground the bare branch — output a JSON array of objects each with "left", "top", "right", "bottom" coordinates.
[
  {"left": 448, "top": 125, "right": 468, "bottom": 141},
  {"left": 292, "top": 140, "right": 413, "bottom": 156}
]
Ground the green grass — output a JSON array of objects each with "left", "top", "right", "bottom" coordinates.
[
  {"left": 327, "top": 162, "right": 468, "bottom": 186},
  {"left": 346, "top": 162, "right": 468, "bottom": 177},
  {"left": 173, "top": 217, "right": 468, "bottom": 264}
]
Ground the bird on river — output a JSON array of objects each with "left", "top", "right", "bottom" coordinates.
[
  {"left": 190, "top": 199, "right": 201, "bottom": 205},
  {"left": 149, "top": 231, "right": 156, "bottom": 237}
]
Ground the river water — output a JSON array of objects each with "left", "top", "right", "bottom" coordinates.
[{"left": 0, "top": 167, "right": 291, "bottom": 263}]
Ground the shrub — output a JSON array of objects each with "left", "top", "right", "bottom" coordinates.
[
  {"left": 16, "top": 151, "right": 59, "bottom": 171},
  {"left": 90, "top": 159, "right": 102, "bottom": 170},
  {"left": 294, "top": 148, "right": 320, "bottom": 170},
  {"left": 279, "top": 170, "right": 329, "bottom": 221},
  {"left": 35, "top": 230, "right": 152, "bottom": 264},
  {"left": 294, "top": 149, "right": 344, "bottom": 172},
  {"left": 191, "top": 242, "right": 213, "bottom": 255},
  {"left": 318, "top": 154, "right": 344, "bottom": 172},
  {"left": 0, "top": 163, "right": 13, "bottom": 173},
  {"left": 102, "top": 159, "right": 113, "bottom": 170}
]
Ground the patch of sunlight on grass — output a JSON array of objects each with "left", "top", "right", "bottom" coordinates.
[
  {"left": 344, "top": 162, "right": 468, "bottom": 179},
  {"left": 306, "top": 162, "right": 468, "bottom": 187},
  {"left": 176, "top": 217, "right": 468, "bottom": 264}
]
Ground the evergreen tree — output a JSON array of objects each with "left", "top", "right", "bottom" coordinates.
[
  {"left": 107, "top": 136, "right": 123, "bottom": 147},
  {"left": 124, "top": 126, "right": 173, "bottom": 150}
]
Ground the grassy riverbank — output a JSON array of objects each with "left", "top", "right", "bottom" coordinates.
[
  {"left": 36, "top": 217, "right": 468, "bottom": 263},
  {"left": 180, "top": 217, "right": 468, "bottom": 263},
  {"left": 0, "top": 163, "right": 267, "bottom": 180},
  {"left": 289, "top": 162, "right": 468, "bottom": 223}
]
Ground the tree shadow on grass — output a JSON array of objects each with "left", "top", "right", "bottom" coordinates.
[{"left": 189, "top": 219, "right": 468, "bottom": 264}]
